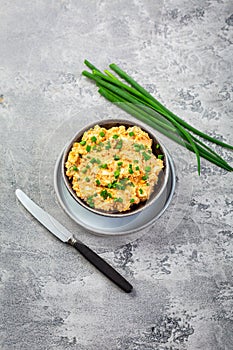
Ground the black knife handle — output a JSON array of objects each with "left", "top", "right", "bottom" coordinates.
[{"left": 69, "top": 238, "right": 133, "bottom": 293}]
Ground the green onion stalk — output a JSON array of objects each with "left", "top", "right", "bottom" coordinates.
[{"left": 82, "top": 60, "right": 233, "bottom": 174}]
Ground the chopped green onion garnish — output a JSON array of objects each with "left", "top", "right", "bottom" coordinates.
[
  {"left": 130, "top": 198, "right": 135, "bottom": 203},
  {"left": 80, "top": 140, "right": 86, "bottom": 146},
  {"left": 105, "top": 140, "right": 111, "bottom": 149},
  {"left": 158, "top": 154, "right": 164, "bottom": 159},
  {"left": 120, "top": 178, "right": 129, "bottom": 182},
  {"left": 99, "top": 131, "right": 105, "bottom": 137},
  {"left": 129, "top": 131, "right": 135, "bottom": 136},
  {"left": 115, "top": 139, "right": 123, "bottom": 149},
  {"left": 90, "top": 158, "right": 101, "bottom": 164},
  {"left": 114, "top": 154, "right": 120, "bottom": 160},
  {"left": 87, "top": 195, "right": 95, "bottom": 208},
  {"left": 114, "top": 197, "right": 123, "bottom": 203},
  {"left": 91, "top": 136, "right": 97, "bottom": 142},
  {"left": 128, "top": 164, "right": 134, "bottom": 174},
  {"left": 96, "top": 179, "right": 101, "bottom": 185},
  {"left": 114, "top": 169, "right": 120, "bottom": 178},
  {"left": 85, "top": 177, "right": 90, "bottom": 182},
  {"left": 142, "top": 151, "right": 151, "bottom": 161},
  {"left": 142, "top": 175, "right": 148, "bottom": 180},
  {"left": 134, "top": 143, "right": 145, "bottom": 150},
  {"left": 100, "top": 189, "right": 112, "bottom": 199},
  {"left": 135, "top": 166, "right": 140, "bottom": 171},
  {"left": 86, "top": 145, "right": 91, "bottom": 152},
  {"left": 113, "top": 134, "right": 119, "bottom": 139},
  {"left": 145, "top": 166, "right": 151, "bottom": 172},
  {"left": 156, "top": 144, "right": 160, "bottom": 149},
  {"left": 139, "top": 188, "right": 143, "bottom": 194},
  {"left": 100, "top": 163, "right": 108, "bottom": 169},
  {"left": 72, "top": 165, "right": 78, "bottom": 171},
  {"left": 117, "top": 161, "right": 123, "bottom": 166},
  {"left": 100, "top": 189, "right": 107, "bottom": 199},
  {"left": 115, "top": 180, "right": 126, "bottom": 190}
]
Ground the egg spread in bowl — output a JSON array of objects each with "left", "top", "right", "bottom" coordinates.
[{"left": 65, "top": 124, "right": 164, "bottom": 213}]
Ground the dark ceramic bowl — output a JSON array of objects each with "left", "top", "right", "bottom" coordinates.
[{"left": 62, "top": 119, "right": 170, "bottom": 218}]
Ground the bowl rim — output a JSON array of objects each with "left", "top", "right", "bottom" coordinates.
[{"left": 62, "top": 118, "right": 170, "bottom": 218}]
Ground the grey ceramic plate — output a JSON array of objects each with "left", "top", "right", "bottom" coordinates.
[{"left": 54, "top": 148, "right": 176, "bottom": 236}]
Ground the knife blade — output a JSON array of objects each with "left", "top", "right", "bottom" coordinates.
[{"left": 15, "top": 189, "right": 133, "bottom": 293}]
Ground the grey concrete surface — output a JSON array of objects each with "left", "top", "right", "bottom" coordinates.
[{"left": 1, "top": 1, "right": 233, "bottom": 349}]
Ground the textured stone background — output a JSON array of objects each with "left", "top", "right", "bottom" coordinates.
[{"left": 1, "top": 1, "right": 233, "bottom": 349}]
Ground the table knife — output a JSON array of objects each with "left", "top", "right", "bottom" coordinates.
[{"left": 15, "top": 189, "right": 133, "bottom": 293}]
